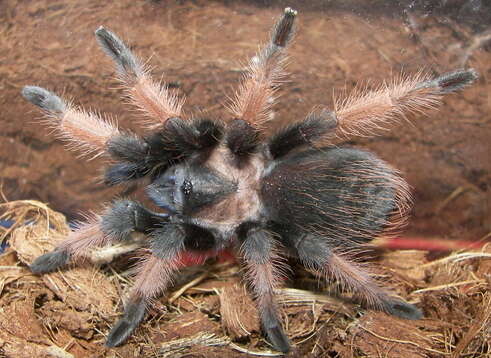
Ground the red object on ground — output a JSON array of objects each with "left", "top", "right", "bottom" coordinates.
[
  {"left": 176, "top": 237, "right": 488, "bottom": 268},
  {"left": 375, "top": 237, "right": 487, "bottom": 251},
  {"left": 177, "top": 248, "right": 236, "bottom": 267}
]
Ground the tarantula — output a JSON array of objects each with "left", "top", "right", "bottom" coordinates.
[{"left": 22, "top": 8, "right": 477, "bottom": 353}]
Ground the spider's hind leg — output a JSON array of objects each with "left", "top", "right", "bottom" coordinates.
[
  {"left": 29, "top": 200, "right": 167, "bottom": 274},
  {"left": 106, "top": 223, "right": 187, "bottom": 347},
  {"left": 106, "top": 297, "right": 146, "bottom": 347},
  {"left": 295, "top": 234, "right": 422, "bottom": 320},
  {"left": 237, "top": 223, "right": 291, "bottom": 353}
]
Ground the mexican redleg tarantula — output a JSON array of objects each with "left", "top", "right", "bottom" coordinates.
[{"left": 22, "top": 8, "right": 477, "bottom": 353}]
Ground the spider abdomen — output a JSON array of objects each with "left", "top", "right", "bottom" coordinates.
[{"left": 261, "top": 147, "right": 411, "bottom": 247}]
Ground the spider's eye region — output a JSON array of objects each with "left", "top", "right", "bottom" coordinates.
[
  {"left": 166, "top": 175, "right": 176, "bottom": 186},
  {"left": 181, "top": 179, "right": 193, "bottom": 196}
]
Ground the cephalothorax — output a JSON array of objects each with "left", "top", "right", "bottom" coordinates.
[{"left": 22, "top": 8, "right": 477, "bottom": 353}]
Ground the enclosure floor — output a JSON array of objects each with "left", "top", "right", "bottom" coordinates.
[{"left": 2, "top": 200, "right": 491, "bottom": 357}]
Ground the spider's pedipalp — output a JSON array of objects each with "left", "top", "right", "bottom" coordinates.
[
  {"left": 22, "top": 85, "right": 121, "bottom": 158},
  {"left": 228, "top": 8, "right": 296, "bottom": 135},
  {"left": 238, "top": 224, "right": 290, "bottom": 353},
  {"left": 104, "top": 162, "right": 148, "bottom": 186},
  {"left": 315, "top": 68, "right": 479, "bottom": 144},
  {"left": 104, "top": 134, "right": 153, "bottom": 185},
  {"left": 101, "top": 199, "right": 168, "bottom": 241},
  {"left": 103, "top": 118, "right": 224, "bottom": 186},
  {"left": 30, "top": 200, "right": 168, "bottom": 274},
  {"left": 106, "top": 134, "right": 149, "bottom": 163},
  {"left": 30, "top": 248, "right": 70, "bottom": 274},
  {"left": 95, "top": 27, "right": 185, "bottom": 129}
]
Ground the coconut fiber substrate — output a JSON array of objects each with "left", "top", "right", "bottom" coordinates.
[{"left": 0, "top": 200, "right": 489, "bottom": 357}]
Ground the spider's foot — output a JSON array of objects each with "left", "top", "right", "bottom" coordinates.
[
  {"left": 284, "top": 7, "right": 298, "bottom": 16},
  {"left": 95, "top": 26, "right": 141, "bottom": 77},
  {"left": 386, "top": 299, "right": 423, "bottom": 320},
  {"left": 106, "top": 300, "right": 146, "bottom": 347},
  {"left": 22, "top": 86, "right": 66, "bottom": 113},
  {"left": 437, "top": 69, "right": 478, "bottom": 93},
  {"left": 264, "top": 322, "right": 291, "bottom": 353},
  {"left": 30, "top": 249, "right": 70, "bottom": 274}
]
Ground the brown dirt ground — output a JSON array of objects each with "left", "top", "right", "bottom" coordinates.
[
  {"left": 1, "top": 200, "right": 490, "bottom": 358},
  {"left": 0, "top": 0, "right": 490, "bottom": 357}
]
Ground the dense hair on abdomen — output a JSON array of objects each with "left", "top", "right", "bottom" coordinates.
[{"left": 261, "top": 148, "right": 410, "bottom": 246}]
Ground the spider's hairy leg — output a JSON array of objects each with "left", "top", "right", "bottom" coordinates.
[
  {"left": 106, "top": 223, "right": 186, "bottom": 347},
  {"left": 268, "top": 109, "right": 337, "bottom": 159},
  {"left": 238, "top": 223, "right": 290, "bottom": 353},
  {"left": 104, "top": 118, "right": 224, "bottom": 185},
  {"left": 227, "top": 7, "right": 297, "bottom": 154},
  {"left": 29, "top": 200, "right": 167, "bottom": 274},
  {"left": 95, "top": 27, "right": 184, "bottom": 129},
  {"left": 321, "top": 68, "right": 478, "bottom": 144},
  {"left": 100, "top": 199, "right": 169, "bottom": 240},
  {"left": 225, "top": 119, "right": 260, "bottom": 158},
  {"left": 29, "top": 215, "right": 103, "bottom": 274},
  {"left": 105, "top": 297, "right": 146, "bottom": 347},
  {"left": 417, "top": 68, "right": 479, "bottom": 93},
  {"left": 22, "top": 86, "right": 120, "bottom": 158},
  {"left": 296, "top": 237, "right": 422, "bottom": 320},
  {"left": 105, "top": 255, "right": 180, "bottom": 347},
  {"left": 104, "top": 134, "right": 153, "bottom": 185}
]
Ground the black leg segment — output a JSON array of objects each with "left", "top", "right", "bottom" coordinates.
[
  {"left": 21, "top": 86, "right": 66, "bottom": 114},
  {"left": 416, "top": 68, "right": 478, "bottom": 94},
  {"left": 225, "top": 119, "right": 260, "bottom": 158},
  {"left": 29, "top": 248, "right": 70, "bottom": 274},
  {"left": 294, "top": 233, "right": 422, "bottom": 320},
  {"left": 268, "top": 109, "right": 337, "bottom": 159},
  {"left": 101, "top": 199, "right": 168, "bottom": 241},
  {"left": 238, "top": 223, "right": 290, "bottom": 353},
  {"left": 385, "top": 298, "right": 423, "bottom": 320},
  {"left": 105, "top": 298, "right": 146, "bottom": 347}
]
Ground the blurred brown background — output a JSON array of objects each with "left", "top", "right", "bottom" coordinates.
[{"left": 1, "top": 0, "right": 490, "bottom": 241}]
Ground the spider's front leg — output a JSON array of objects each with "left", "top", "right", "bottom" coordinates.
[
  {"left": 106, "top": 222, "right": 188, "bottom": 347},
  {"left": 295, "top": 234, "right": 422, "bottom": 320},
  {"left": 225, "top": 7, "right": 297, "bottom": 160},
  {"left": 30, "top": 200, "right": 168, "bottom": 274},
  {"left": 238, "top": 223, "right": 290, "bottom": 353},
  {"left": 95, "top": 26, "right": 184, "bottom": 129}
]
